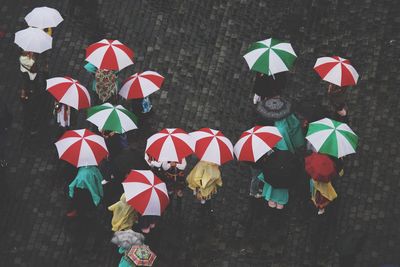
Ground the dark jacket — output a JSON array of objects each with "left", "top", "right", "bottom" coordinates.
[{"left": 253, "top": 72, "right": 287, "bottom": 99}]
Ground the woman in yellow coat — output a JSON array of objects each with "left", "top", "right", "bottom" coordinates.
[
  {"left": 310, "top": 180, "right": 337, "bottom": 215},
  {"left": 186, "top": 161, "right": 223, "bottom": 208},
  {"left": 108, "top": 194, "right": 139, "bottom": 232}
]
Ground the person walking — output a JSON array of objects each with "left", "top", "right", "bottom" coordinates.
[
  {"left": 252, "top": 72, "right": 287, "bottom": 104},
  {"left": 186, "top": 161, "right": 223, "bottom": 215},
  {"left": 161, "top": 159, "right": 187, "bottom": 211},
  {"left": 327, "top": 83, "right": 349, "bottom": 123}
]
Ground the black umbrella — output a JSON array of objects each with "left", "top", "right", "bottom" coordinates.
[{"left": 261, "top": 150, "right": 300, "bottom": 188}]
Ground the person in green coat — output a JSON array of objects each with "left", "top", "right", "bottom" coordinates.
[{"left": 67, "top": 166, "right": 104, "bottom": 217}]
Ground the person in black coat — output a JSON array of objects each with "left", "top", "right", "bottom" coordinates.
[{"left": 252, "top": 72, "right": 287, "bottom": 104}]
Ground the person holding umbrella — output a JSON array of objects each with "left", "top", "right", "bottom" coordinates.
[
  {"left": 252, "top": 72, "right": 287, "bottom": 104},
  {"left": 305, "top": 152, "right": 338, "bottom": 215},
  {"left": 313, "top": 56, "right": 359, "bottom": 123},
  {"left": 257, "top": 149, "right": 300, "bottom": 209},
  {"left": 161, "top": 159, "right": 187, "bottom": 212},
  {"left": 256, "top": 96, "right": 305, "bottom": 153},
  {"left": 186, "top": 160, "right": 223, "bottom": 213}
]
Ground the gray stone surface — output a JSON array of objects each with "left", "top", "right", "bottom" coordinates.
[{"left": 0, "top": 0, "right": 399, "bottom": 266}]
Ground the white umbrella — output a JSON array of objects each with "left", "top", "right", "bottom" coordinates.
[
  {"left": 14, "top": 27, "right": 52, "bottom": 53},
  {"left": 25, "top": 6, "right": 63, "bottom": 29}
]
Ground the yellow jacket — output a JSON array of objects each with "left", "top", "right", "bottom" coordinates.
[
  {"left": 108, "top": 194, "right": 138, "bottom": 232},
  {"left": 312, "top": 181, "right": 337, "bottom": 201},
  {"left": 187, "top": 161, "right": 222, "bottom": 199}
]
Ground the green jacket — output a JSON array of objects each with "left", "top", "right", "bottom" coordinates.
[{"left": 69, "top": 166, "right": 104, "bottom": 206}]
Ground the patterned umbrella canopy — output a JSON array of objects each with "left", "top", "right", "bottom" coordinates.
[
  {"left": 314, "top": 56, "right": 359, "bottom": 87},
  {"left": 46, "top": 77, "right": 91, "bottom": 110},
  {"left": 145, "top": 128, "right": 195, "bottom": 162},
  {"left": 189, "top": 128, "right": 233, "bottom": 165},
  {"left": 85, "top": 39, "right": 134, "bottom": 70},
  {"left": 126, "top": 245, "right": 157, "bottom": 266},
  {"left": 119, "top": 71, "right": 165, "bottom": 99},
  {"left": 306, "top": 118, "right": 358, "bottom": 158},
  {"left": 243, "top": 38, "right": 297, "bottom": 76},
  {"left": 122, "top": 170, "right": 169, "bottom": 216},
  {"left": 87, "top": 103, "right": 138, "bottom": 133},
  {"left": 234, "top": 126, "right": 282, "bottom": 162},
  {"left": 54, "top": 129, "right": 108, "bottom": 167}
]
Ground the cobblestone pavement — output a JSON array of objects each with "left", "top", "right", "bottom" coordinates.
[{"left": 0, "top": 0, "right": 399, "bottom": 266}]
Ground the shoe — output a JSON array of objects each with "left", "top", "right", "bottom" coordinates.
[
  {"left": 268, "top": 201, "right": 277, "bottom": 208},
  {"left": 318, "top": 209, "right": 325, "bottom": 215},
  {"left": 276, "top": 204, "right": 284, "bottom": 209},
  {"left": 255, "top": 193, "right": 263, "bottom": 199},
  {"left": 66, "top": 210, "right": 78, "bottom": 218},
  {"left": 101, "top": 179, "right": 109, "bottom": 185}
]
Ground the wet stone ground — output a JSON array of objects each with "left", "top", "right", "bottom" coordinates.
[{"left": 0, "top": 0, "right": 399, "bottom": 266}]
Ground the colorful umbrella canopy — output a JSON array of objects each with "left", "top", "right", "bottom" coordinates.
[
  {"left": 87, "top": 103, "right": 138, "bottom": 134},
  {"left": 189, "top": 128, "right": 233, "bottom": 165},
  {"left": 24, "top": 6, "right": 63, "bottom": 28},
  {"left": 122, "top": 170, "right": 169, "bottom": 216},
  {"left": 46, "top": 77, "right": 91, "bottom": 110},
  {"left": 145, "top": 128, "right": 195, "bottom": 162},
  {"left": 305, "top": 152, "right": 336, "bottom": 182},
  {"left": 127, "top": 245, "right": 157, "bottom": 266},
  {"left": 306, "top": 118, "right": 358, "bottom": 158},
  {"left": 234, "top": 126, "right": 282, "bottom": 162},
  {"left": 119, "top": 71, "right": 165, "bottom": 99},
  {"left": 54, "top": 129, "right": 108, "bottom": 167},
  {"left": 314, "top": 56, "right": 359, "bottom": 87},
  {"left": 14, "top": 27, "right": 52, "bottom": 53},
  {"left": 243, "top": 38, "right": 297, "bottom": 76},
  {"left": 85, "top": 39, "right": 134, "bottom": 70}
]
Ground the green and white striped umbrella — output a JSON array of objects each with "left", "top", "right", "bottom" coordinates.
[
  {"left": 243, "top": 38, "right": 297, "bottom": 76},
  {"left": 87, "top": 103, "right": 138, "bottom": 133},
  {"left": 306, "top": 118, "right": 358, "bottom": 158}
]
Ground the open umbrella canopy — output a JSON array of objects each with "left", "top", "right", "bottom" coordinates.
[
  {"left": 122, "top": 170, "right": 169, "bottom": 216},
  {"left": 24, "top": 6, "right": 63, "bottom": 28},
  {"left": 54, "top": 129, "right": 108, "bottom": 167},
  {"left": 85, "top": 39, "right": 134, "bottom": 70},
  {"left": 127, "top": 245, "right": 157, "bottom": 266},
  {"left": 234, "top": 126, "right": 282, "bottom": 162},
  {"left": 243, "top": 38, "right": 297, "bottom": 76},
  {"left": 306, "top": 118, "right": 358, "bottom": 158},
  {"left": 46, "top": 77, "right": 91, "bottom": 110},
  {"left": 14, "top": 27, "right": 52, "bottom": 53},
  {"left": 189, "top": 128, "right": 233, "bottom": 165},
  {"left": 145, "top": 128, "right": 195, "bottom": 162},
  {"left": 262, "top": 150, "right": 299, "bottom": 188},
  {"left": 314, "top": 56, "right": 359, "bottom": 87},
  {"left": 119, "top": 71, "right": 165, "bottom": 99},
  {"left": 305, "top": 152, "right": 336, "bottom": 182},
  {"left": 87, "top": 103, "right": 138, "bottom": 133}
]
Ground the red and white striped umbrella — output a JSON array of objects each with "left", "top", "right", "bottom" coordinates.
[
  {"left": 54, "top": 129, "right": 108, "bottom": 167},
  {"left": 85, "top": 39, "right": 134, "bottom": 70},
  {"left": 119, "top": 71, "right": 165, "bottom": 99},
  {"left": 145, "top": 128, "right": 195, "bottom": 162},
  {"left": 314, "top": 56, "right": 359, "bottom": 87},
  {"left": 234, "top": 126, "right": 282, "bottom": 162},
  {"left": 122, "top": 170, "right": 169, "bottom": 216},
  {"left": 46, "top": 77, "right": 91, "bottom": 110},
  {"left": 189, "top": 128, "right": 233, "bottom": 165}
]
